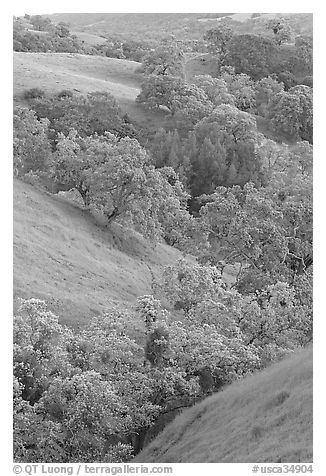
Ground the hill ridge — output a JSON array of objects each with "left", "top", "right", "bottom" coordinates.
[{"left": 135, "top": 347, "right": 313, "bottom": 463}]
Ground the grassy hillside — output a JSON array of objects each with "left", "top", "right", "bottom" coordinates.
[
  {"left": 13, "top": 52, "right": 167, "bottom": 130},
  {"left": 13, "top": 51, "right": 140, "bottom": 96},
  {"left": 135, "top": 347, "right": 313, "bottom": 463},
  {"left": 71, "top": 31, "right": 108, "bottom": 46},
  {"left": 13, "top": 180, "right": 183, "bottom": 328}
]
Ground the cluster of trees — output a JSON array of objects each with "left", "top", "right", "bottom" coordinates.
[
  {"left": 13, "top": 89, "right": 140, "bottom": 175},
  {"left": 14, "top": 85, "right": 312, "bottom": 271},
  {"left": 13, "top": 99, "right": 191, "bottom": 244},
  {"left": 136, "top": 32, "right": 312, "bottom": 196},
  {"left": 14, "top": 253, "right": 311, "bottom": 461},
  {"left": 13, "top": 14, "right": 156, "bottom": 60},
  {"left": 13, "top": 15, "right": 91, "bottom": 54},
  {"left": 23, "top": 91, "right": 139, "bottom": 144},
  {"left": 140, "top": 78, "right": 311, "bottom": 205},
  {"left": 95, "top": 38, "right": 151, "bottom": 62},
  {"left": 201, "top": 18, "right": 312, "bottom": 86}
]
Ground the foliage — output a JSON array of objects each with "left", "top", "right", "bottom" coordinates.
[
  {"left": 199, "top": 183, "right": 288, "bottom": 278},
  {"left": 149, "top": 129, "right": 188, "bottom": 175},
  {"left": 27, "top": 92, "right": 138, "bottom": 144},
  {"left": 137, "top": 74, "right": 214, "bottom": 136},
  {"left": 52, "top": 132, "right": 191, "bottom": 241},
  {"left": 295, "top": 35, "right": 313, "bottom": 76},
  {"left": 13, "top": 106, "right": 52, "bottom": 176},
  {"left": 14, "top": 379, "right": 66, "bottom": 463},
  {"left": 276, "top": 71, "right": 298, "bottom": 91},
  {"left": 57, "top": 89, "right": 74, "bottom": 99},
  {"left": 119, "top": 38, "right": 153, "bottom": 62},
  {"left": 13, "top": 15, "right": 87, "bottom": 54},
  {"left": 225, "top": 34, "right": 279, "bottom": 80},
  {"left": 238, "top": 281, "right": 312, "bottom": 362},
  {"left": 203, "top": 23, "right": 233, "bottom": 66},
  {"left": 159, "top": 259, "right": 310, "bottom": 363},
  {"left": 266, "top": 18, "right": 293, "bottom": 45},
  {"left": 50, "top": 130, "right": 96, "bottom": 205},
  {"left": 137, "top": 75, "right": 212, "bottom": 116},
  {"left": 269, "top": 85, "right": 313, "bottom": 142},
  {"left": 37, "top": 371, "right": 131, "bottom": 462},
  {"left": 198, "top": 162, "right": 312, "bottom": 293},
  {"left": 141, "top": 38, "right": 185, "bottom": 78},
  {"left": 289, "top": 85, "right": 313, "bottom": 143},
  {"left": 192, "top": 75, "right": 235, "bottom": 107},
  {"left": 185, "top": 104, "right": 265, "bottom": 198},
  {"left": 23, "top": 88, "right": 45, "bottom": 100},
  {"left": 27, "top": 14, "right": 53, "bottom": 32},
  {"left": 161, "top": 259, "right": 222, "bottom": 313},
  {"left": 13, "top": 298, "right": 66, "bottom": 404},
  {"left": 13, "top": 295, "right": 268, "bottom": 461},
  {"left": 220, "top": 69, "right": 256, "bottom": 111},
  {"left": 55, "top": 22, "right": 71, "bottom": 38},
  {"left": 168, "top": 95, "right": 214, "bottom": 136},
  {"left": 255, "top": 76, "right": 284, "bottom": 117},
  {"left": 135, "top": 295, "right": 163, "bottom": 330},
  {"left": 141, "top": 38, "right": 182, "bottom": 74}
]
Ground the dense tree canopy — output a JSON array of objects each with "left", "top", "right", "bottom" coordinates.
[
  {"left": 197, "top": 153, "right": 312, "bottom": 293},
  {"left": 203, "top": 23, "right": 233, "bottom": 67},
  {"left": 141, "top": 38, "right": 185, "bottom": 78},
  {"left": 266, "top": 18, "right": 293, "bottom": 45},
  {"left": 13, "top": 16, "right": 86, "bottom": 54},
  {"left": 295, "top": 35, "right": 313, "bottom": 76},
  {"left": 220, "top": 69, "right": 256, "bottom": 111},
  {"left": 137, "top": 75, "right": 213, "bottom": 118},
  {"left": 192, "top": 75, "right": 235, "bottom": 107},
  {"left": 185, "top": 104, "right": 265, "bottom": 199},
  {"left": 225, "top": 34, "right": 279, "bottom": 80},
  {"left": 51, "top": 131, "right": 191, "bottom": 241},
  {"left": 13, "top": 295, "right": 261, "bottom": 461},
  {"left": 255, "top": 76, "right": 284, "bottom": 116},
  {"left": 13, "top": 106, "right": 52, "bottom": 176},
  {"left": 269, "top": 85, "right": 313, "bottom": 142},
  {"left": 28, "top": 91, "right": 138, "bottom": 143}
]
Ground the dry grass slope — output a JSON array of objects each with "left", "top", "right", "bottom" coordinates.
[
  {"left": 13, "top": 180, "right": 182, "bottom": 328},
  {"left": 71, "top": 31, "right": 108, "bottom": 46},
  {"left": 135, "top": 347, "right": 313, "bottom": 463}
]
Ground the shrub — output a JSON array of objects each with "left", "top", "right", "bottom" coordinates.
[
  {"left": 23, "top": 88, "right": 45, "bottom": 100},
  {"left": 57, "top": 89, "right": 74, "bottom": 99},
  {"left": 277, "top": 71, "right": 298, "bottom": 90}
]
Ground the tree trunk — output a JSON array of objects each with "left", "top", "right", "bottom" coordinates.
[
  {"left": 105, "top": 207, "right": 120, "bottom": 224},
  {"left": 80, "top": 189, "right": 90, "bottom": 207},
  {"left": 132, "top": 427, "right": 148, "bottom": 455}
]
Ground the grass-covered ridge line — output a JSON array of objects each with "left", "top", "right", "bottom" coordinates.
[{"left": 135, "top": 347, "right": 313, "bottom": 463}]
